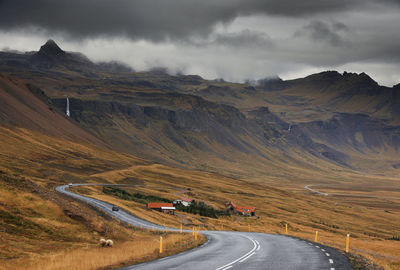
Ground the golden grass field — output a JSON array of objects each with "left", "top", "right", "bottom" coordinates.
[
  {"left": 0, "top": 125, "right": 399, "bottom": 269},
  {"left": 1, "top": 231, "right": 204, "bottom": 270},
  {"left": 75, "top": 162, "right": 400, "bottom": 270},
  {"left": 0, "top": 127, "right": 205, "bottom": 270}
]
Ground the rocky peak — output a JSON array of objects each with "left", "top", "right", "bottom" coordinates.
[
  {"left": 342, "top": 71, "right": 378, "bottom": 86},
  {"left": 38, "top": 40, "right": 65, "bottom": 57},
  {"left": 302, "top": 71, "right": 343, "bottom": 84}
]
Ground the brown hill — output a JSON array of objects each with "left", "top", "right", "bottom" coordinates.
[
  {"left": 0, "top": 73, "right": 107, "bottom": 147},
  {"left": 2, "top": 42, "right": 400, "bottom": 179},
  {"left": 1, "top": 41, "right": 400, "bottom": 181}
]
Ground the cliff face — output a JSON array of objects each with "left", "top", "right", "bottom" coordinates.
[
  {"left": 51, "top": 94, "right": 280, "bottom": 167},
  {"left": 50, "top": 87, "right": 357, "bottom": 179},
  {"left": 2, "top": 41, "right": 400, "bottom": 178}
]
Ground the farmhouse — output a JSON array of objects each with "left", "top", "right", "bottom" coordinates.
[
  {"left": 173, "top": 198, "right": 193, "bottom": 207},
  {"left": 225, "top": 201, "right": 255, "bottom": 216},
  {"left": 147, "top": 202, "right": 175, "bottom": 215},
  {"left": 235, "top": 206, "right": 255, "bottom": 216}
]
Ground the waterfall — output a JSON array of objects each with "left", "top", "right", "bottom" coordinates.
[{"left": 66, "top": 98, "right": 70, "bottom": 117}]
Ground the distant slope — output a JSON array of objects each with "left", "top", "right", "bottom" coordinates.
[
  {"left": 0, "top": 73, "right": 107, "bottom": 147},
  {"left": 187, "top": 71, "right": 400, "bottom": 173},
  {"left": 192, "top": 71, "right": 399, "bottom": 123}
]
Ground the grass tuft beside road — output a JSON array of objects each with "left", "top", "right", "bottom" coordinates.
[{"left": 2, "top": 231, "right": 205, "bottom": 270}]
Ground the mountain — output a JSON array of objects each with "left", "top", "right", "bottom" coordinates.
[
  {"left": 0, "top": 39, "right": 132, "bottom": 75},
  {"left": 1, "top": 41, "right": 400, "bottom": 269},
  {"left": 32, "top": 39, "right": 67, "bottom": 61},
  {"left": 1, "top": 41, "right": 400, "bottom": 180}
]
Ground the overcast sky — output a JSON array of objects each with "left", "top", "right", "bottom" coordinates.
[{"left": 1, "top": 0, "right": 400, "bottom": 86}]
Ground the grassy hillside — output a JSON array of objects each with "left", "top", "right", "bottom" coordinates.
[
  {"left": 0, "top": 76, "right": 203, "bottom": 269},
  {"left": 1, "top": 123, "right": 399, "bottom": 269},
  {"left": 3, "top": 47, "right": 400, "bottom": 178},
  {"left": 1, "top": 123, "right": 397, "bottom": 268},
  {"left": 0, "top": 126, "right": 205, "bottom": 270},
  {"left": 0, "top": 42, "right": 399, "bottom": 269}
]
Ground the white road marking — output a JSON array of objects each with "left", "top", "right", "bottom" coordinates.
[
  {"left": 329, "top": 259, "right": 334, "bottom": 264},
  {"left": 331, "top": 268, "right": 335, "bottom": 270},
  {"left": 256, "top": 245, "right": 260, "bottom": 251},
  {"left": 215, "top": 236, "right": 258, "bottom": 270},
  {"left": 316, "top": 246, "right": 320, "bottom": 248},
  {"left": 239, "top": 252, "right": 255, "bottom": 262},
  {"left": 326, "top": 253, "right": 330, "bottom": 256},
  {"left": 221, "top": 266, "right": 232, "bottom": 270},
  {"left": 321, "top": 249, "right": 325, "bottom": 251}
]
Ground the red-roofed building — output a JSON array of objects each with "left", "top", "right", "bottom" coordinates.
[
  {"left": 225, "top": 202, "right": 255, "bottom": 216},
  {"left": 234, "top": 206, "right": 256, "bottom": 216},
  {"left": 147, "top": 202, "right": 175, "bottom": 215}
]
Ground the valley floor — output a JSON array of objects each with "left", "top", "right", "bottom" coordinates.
[{"left": 0, "top": 126, "right": 399, "bottom": 269}]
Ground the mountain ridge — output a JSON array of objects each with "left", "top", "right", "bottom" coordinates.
[{"left": 1, "top": 41, "right": 400, "bottom": 180}]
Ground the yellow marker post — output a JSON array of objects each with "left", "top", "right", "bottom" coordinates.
[
  {"left": 180, "top": 224, "right": 182, "bottom": 233},
  {"left": 195, "top": 228, "right": 198, "bottom": 241},
  {"left": 314, "top": 231, "right": 318, "bottom": 242},
  {"left": 166, "top": 226, "right": 168, "bottom": 233},
  {"left": 160, "top": 236, "right": 163, "bottom": 254},
  {"left": 345, "top": 233, "right": 350, "bottom": 253},
  {"left": 192, "top": 227, "right": 195, "bottom": 236},
  {"left": 285, "top": 223, "right": 288, "bottom": 234}
]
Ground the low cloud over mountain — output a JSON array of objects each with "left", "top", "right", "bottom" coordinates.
[{"left": 0, "top": 0, "right": 399, "bottom": 85}]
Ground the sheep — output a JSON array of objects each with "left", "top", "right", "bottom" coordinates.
[
  {"left": 105, "top": 239, "right": 114, "bottom": 247},
  {"left": 99, "top": 238, "right": 114, "bottom": 247},
  {"left": 99, "top": 238, "right": 107, "bottom": 247}
]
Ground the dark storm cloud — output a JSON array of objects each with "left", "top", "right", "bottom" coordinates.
[
  {"left": 188, "top": 30, "right": 274, "bottom": 49},
  {"left": 214, "top": 30, "right": 274, "bottom": 48},
  {"left": 1, "top": 0, "right": 400, "bottom": 86},
  {"left": 0, "top": 0, "right": 396, "bottom": 41},
  {"left": 296, "top": 20, "right": 349, "bottom": 46}
]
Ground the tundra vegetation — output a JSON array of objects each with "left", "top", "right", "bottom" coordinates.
[{"left": 0, "top": 42, "right": 400, "bottom": 269}]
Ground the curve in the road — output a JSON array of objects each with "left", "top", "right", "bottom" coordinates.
[{"left": 56, "top": 184, "right": 351, "bottom": 270}]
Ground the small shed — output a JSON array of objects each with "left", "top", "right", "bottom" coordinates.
[
  {"left": 173, "top": 198, "right": 193, "bottom": 207},
  {"left": 147, "top": 202, "right": 175, "bottom": 215}
]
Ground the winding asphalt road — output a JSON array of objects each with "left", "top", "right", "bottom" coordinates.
[{"left": 56, "top": 184, "right": 352, "bottom": 270}]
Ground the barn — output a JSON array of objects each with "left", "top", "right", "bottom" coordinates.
[
  {"left": 147, "top": 202, "right": 176, "bottom": 215},
  {"left": 225, "top": 201, "right": 255, "bottom": 216},
  {"left": 234, "top": 206, "right": 256, "bottom": 216},
  {"left": 173, "top": 198, "right": 193, "bottom": 207}
]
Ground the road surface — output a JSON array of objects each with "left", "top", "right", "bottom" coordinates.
[{"left": 56, "top": 184, "right": 351, "bottom": 270}]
